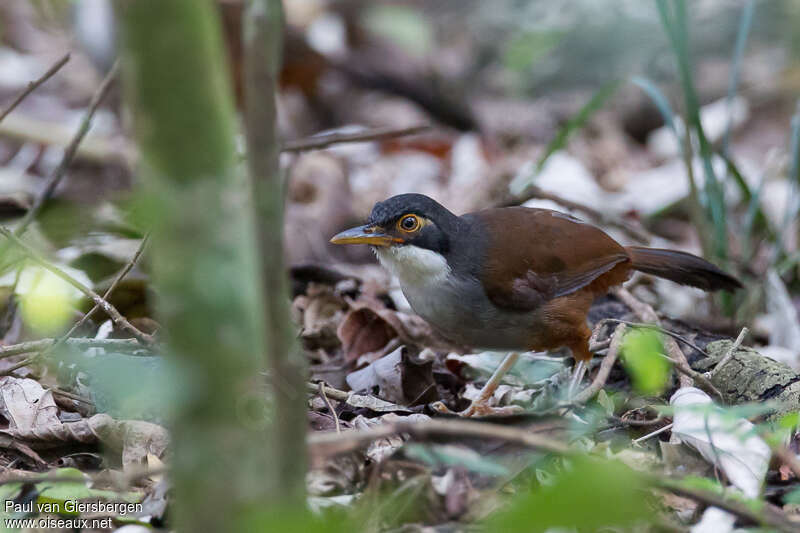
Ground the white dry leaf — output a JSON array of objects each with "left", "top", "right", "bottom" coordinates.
[
  {"left": 351, "top": 413, "right": 430, "bottom": 463},
  {"left": 690, "top": 506, "right": 736, "bottom": 533},
  {"left": 671, "top": 387, "right": 769, "bottom": 498},
  {"left": 515, "top": 152, "right": 608, "bottom": 210},
  {"left": 0, "top": 377, "right": 60, "bottom": 432},
  {"left": 647, "top": 96, "right": 749, "bottom": 160},
  {"left": 307, "top": 494, "right": 358, "bottom": 514},
  {"left": 461, "top": 383, "right": 534, "bottom": 407},
  {"left": 670, "top": 387, "right": 770, "bottom": 533},
  {"left": 764, "top": 269, "right": 800, "bottom": 353}
]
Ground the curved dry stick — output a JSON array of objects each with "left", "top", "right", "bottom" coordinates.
[
  {"left": 282, "top": 124, "right": 430, "bottom": 152},
  {"left": 3, "top": 61, "right": 118, "bottom": 242},
  {"left": 0, "top": 53, "right": 70, "bottom": 124},
  {"left": 308, "top": 417, "right": 570, "bottom": 458},
  {"left": 0, "top": 338, "right": 145, "bottom": 359}
]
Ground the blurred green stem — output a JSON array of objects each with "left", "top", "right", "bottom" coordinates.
[
  {"left": 118, "top": 1, "right": 272, "bottom": 530},
  {"left": 243, "top": 0, "right": 307, "bottom": 511}
]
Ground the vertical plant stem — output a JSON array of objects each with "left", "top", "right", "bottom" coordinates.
[
  {"left": 243, "top": 0, "right": 307, "bottom": 510},
  {"left": 118, "top": 1, "right": 271, "bottom": 530}
]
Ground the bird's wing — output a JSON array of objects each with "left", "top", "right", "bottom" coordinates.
[{"left": 475, "top": 207, "right": 631, "bottom": 311}]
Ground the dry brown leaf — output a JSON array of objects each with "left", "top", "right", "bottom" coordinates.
[{"left": 346, "top": 346, "right": 438, "bottom": 406}]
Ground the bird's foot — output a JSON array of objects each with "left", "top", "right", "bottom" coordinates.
[
  {"left": 430, "top": 401, "right": 524, "bottom": 417},
  {"left": 459, "top": 402, "right": 524, "bottom": 417},
  {"left": 432, "top": 351, "right": 524, "bottom": 417}
]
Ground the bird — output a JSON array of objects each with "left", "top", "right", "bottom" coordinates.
[{"left": 330, "top": 193, "right": 741, "bottom": 415}]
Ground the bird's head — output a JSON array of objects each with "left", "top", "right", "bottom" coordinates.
[{"left": 330, "top": 194, "right": 461, "bottom": 282}]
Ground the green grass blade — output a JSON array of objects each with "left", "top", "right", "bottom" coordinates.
[
  {"left": 656, "top": 0, "right": 728, "bottom": 263},
  {"left": 630, "top": 76, "right": 680, "bottom": 139},
  {"left": 722, "top": 0, "right": 755, "bottom": 155}
]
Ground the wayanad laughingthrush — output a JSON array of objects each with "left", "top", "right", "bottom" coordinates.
[{"left": 331, "top": 194, "right": 741, "bottom": 415}]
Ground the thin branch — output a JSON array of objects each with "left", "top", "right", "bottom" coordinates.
[
  {"left": 705, "top": 326, "right": 748, "bottom": 379},
  {"left": 43, "top": 234, "right": 151, "bottom": 357},
  {"left": 0, "top": 338, "right": 144, "bottom": 359},
  {"left": 0, "top": 53, "right": 70, "bottom": 124},
  {"left": 281, "top": 124, "right": 430, "bottom": 153},
  {"left": 595, "top": 318, "right": 708, "bottom": 356},
  {"left": 0, "top": 464, "right": 165, "bottom": 488},
  {"left": 502, "top": 184, "right": 652, "bottom": 244},
  {"left": 572, "top": 324, "right": 626, "bottom": 404},
  {"left": 0, "top": 226, "right": 154, "bottom": 347},
  {"left": 50, "top": 388, "right": 93, "bottom": 406},
  {"left": 318, "top": 382, "right": 341, "bottom": 434},
  {"left": 0, "top": 355, "right": 39, "bottom": 377},
  {"left": 3, "top": 61, "right": 118, "bottom": 243},
  {"left": 633, "top": 422, "right": 674, "bottom": 444},
  {"left": 308, "top": 417, "right": 571, "bottom": 458},
  {"left": 654, "top": 477, "right": 798, "bottom": 533}
]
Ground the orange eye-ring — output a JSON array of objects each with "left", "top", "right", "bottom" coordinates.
[{"left": 398, "top": 214, "right": 421, "bottom": 232}]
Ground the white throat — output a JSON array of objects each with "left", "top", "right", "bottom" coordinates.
[{"left": 374, "top": 245, "right": 451, "bottom": 287}]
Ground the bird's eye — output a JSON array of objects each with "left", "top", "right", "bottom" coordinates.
[{"left": 398, "top": 214, "right": 420, "bottom": 232}]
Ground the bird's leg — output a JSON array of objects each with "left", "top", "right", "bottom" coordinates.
[
  {"left": 567, "top": 334, "right": 593, "bottom": 398},
  {"left": 568, "top": 360, "right": 587, "bottom": 397},
  {"left": 459, "top": 351, "right": 523, "bottom": 417}
]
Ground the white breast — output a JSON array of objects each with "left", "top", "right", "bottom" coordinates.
[{"left": 373, "top": 245, "right": 451, "bottom": 287}]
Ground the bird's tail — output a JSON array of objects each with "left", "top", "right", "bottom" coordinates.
[{"left": 625, "top": 246, "right": 742, "bottom": 292}]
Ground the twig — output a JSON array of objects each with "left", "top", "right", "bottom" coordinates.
[
  {"left": 308, "top": 381, "right": 349, "bottom": 402},
  {"left": 0, "top": 338, "right": 144, "bottom": 359},
  {"left": 308, "top": 417, "right": 570, "bottom": 458},
  {"left": 633, "top": 422, "right": 674, "bottom": 444},
  {"left": 0, "top": 226, "right": 154, "bottom": 347},
  {"left": 607, "top": 413, "right": 666, "bottom": 427},
  {"left": 596, "top": 318, "right": 708, "bottom": 356},
  {"left": 614, "top": 287, "right": 724, "bottom": 400},
  {"left": 0, "top": 355, "right": 39, "bottom": 377},
  {"left": 0, "top": 53, "right": 70, "bottom": 124},
  {"left": 281, "top": 124, "right": 430, "bottom": 152},
  {"left": 705, "top": 327, "right": 748, "bottom": 379},
  {"left": 50, "top": 388, "right": 93, "bottom": 406},
  {"left": 502, "top": 184, "right": 651, "bottom": 244},
  {"left": 3, "top": 61, "right": 118, "bottom": 243},
  {"left": 654, "top": 477, "right": 798, "bottom": 533},
  {"left": 318, "top": 382, "right": 341, "bottom": 434},
  {"left": 0, "top": 464, "right": 165, "bottom": 488},
  {"left": 572, "top": 324, "right": 626, "bottom": 404},
  {"left": 43, "top": 234, "right": 151, "bottom": 358}
]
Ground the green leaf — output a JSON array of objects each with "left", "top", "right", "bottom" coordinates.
[
  {"left": 778, "top": 411, "right": 800, "bottom": 429},
  {"left": 487, "top": 457, "right": 652, "bottom": 532},
  {"left": 621, "top": 329, "right": 671, "bottom": 395}
]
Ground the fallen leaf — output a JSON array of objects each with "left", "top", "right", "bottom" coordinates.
[
  {"left": 346, "top": 346, "right": 438, "bottom": 406},
  {"left": 0, "top": 377, "right": 60, "bottom": 432}
]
